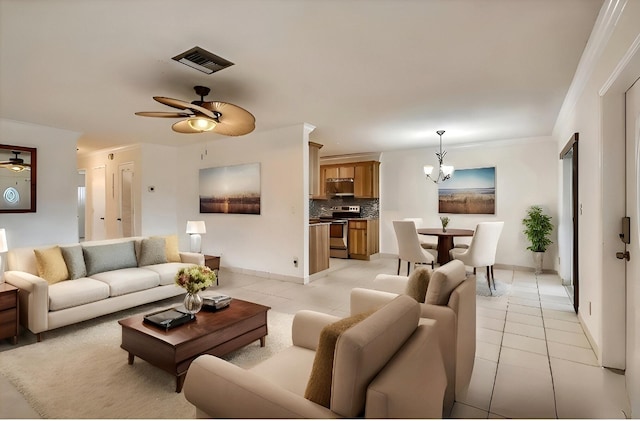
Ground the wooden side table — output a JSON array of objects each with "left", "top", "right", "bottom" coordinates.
[
  {"left": 0, "top": 283, "right": 19, "bottom": 345},
  {"left": 204, "top": 255, "right": 221, "bottom": 285}
]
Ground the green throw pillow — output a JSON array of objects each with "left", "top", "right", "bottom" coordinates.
[
  {"left": 60, "top": 245, "right": 87, "bottom": 279},
  {"left": 138, "top": 237, "right": 168, "bottom": 267},
  {"left": 83, "top": 241, "right": 138, "bottom": 276}
]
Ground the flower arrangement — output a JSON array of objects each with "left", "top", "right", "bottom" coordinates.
[
  {"left": 175, "top": 265, "right": 216, "bottom": 294},
  {"left": 440, "top": 216, "right": 450, "bottom": 231}
]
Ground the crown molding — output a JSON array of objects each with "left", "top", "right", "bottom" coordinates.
[{"left": 553, "top": 0, "right": 628, "bottom": 136}]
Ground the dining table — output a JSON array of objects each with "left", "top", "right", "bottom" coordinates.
[{"left": 417, "top": 228, "right": 475, "bottom": 266}]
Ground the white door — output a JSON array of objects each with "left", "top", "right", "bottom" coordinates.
[
  {"left": 119, "top": 163, "right": 135, "bottom": 238},
  {"left": 90, "top": 166, "right": 106, "bottom": 241},
  {"left": 625, "top": 78, "right": 640, "bottom": 415}
]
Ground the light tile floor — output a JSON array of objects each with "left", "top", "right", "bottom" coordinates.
[{"left": 0, "top": 256, "right": 632, "bottom": 418}]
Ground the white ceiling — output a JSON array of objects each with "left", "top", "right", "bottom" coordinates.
[{"left": 0, "top": 0, "right": 602, "bottom": 157}]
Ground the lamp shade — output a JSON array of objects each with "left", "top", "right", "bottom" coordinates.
[
  {"left": 186, "top": 221, "right": 206, "bottom": 234},
  {"left": 441, "top": 165, "right": 455, "bottom": 177},
  {"left": 0, "top": 229, "right": 7, "bottom": 253},
  {"left": 187, "top": 118, "right": 216, "bottom": 132}
]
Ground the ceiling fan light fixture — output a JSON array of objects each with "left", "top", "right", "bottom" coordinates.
[
  {"left": 10, "top": 165, "right": 26, "bottom": 172},
  {"left": 187, "top": 117, "right": 216, "bottom": 132}
]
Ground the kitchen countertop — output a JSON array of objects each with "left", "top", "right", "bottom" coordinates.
[
  {"left": 309, "top": 219, "right": 331, "bottom": 225},
  {"left": 309, "top": 218, "right": 378, "bottom": 224}
]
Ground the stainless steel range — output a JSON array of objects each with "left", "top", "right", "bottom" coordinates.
[{"left": 319, "top": 206, "right": 361, "bottom": 259}]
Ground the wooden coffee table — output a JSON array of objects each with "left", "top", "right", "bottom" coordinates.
[{"left": 118, "top": 298, "right": 270, "bottom": 392}]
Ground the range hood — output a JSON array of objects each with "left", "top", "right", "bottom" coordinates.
[{"left": 326, "top": 178, "right": 354, "bottom": 197}]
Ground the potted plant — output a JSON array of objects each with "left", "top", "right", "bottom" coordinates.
[{"left": 522, "top": 205, "right": 553, "bottom": 274}]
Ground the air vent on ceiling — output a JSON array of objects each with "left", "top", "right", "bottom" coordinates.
[{"left": 172, "top": 46, "right": 234, "bottom": 74}]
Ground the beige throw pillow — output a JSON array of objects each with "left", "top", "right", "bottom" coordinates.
[
  {"left": 304, "top": 311, "right": 373, "bottom": 408},
  {"left": 404, "top": 266, "right": 431, "bottom": 303},
  {"left": 163, "top": 235, "right": 181, "bottom": 262},
  {"left": 425, "top": 259, "right": 467, "bottom": 305},
  {"left": 34, "top": 246, "right": 69, "bottom": 284}
]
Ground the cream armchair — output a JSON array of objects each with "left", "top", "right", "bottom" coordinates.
[
  {"left": 183, "top": 295, "right": 447, "bottom": 418},
  {"left": 350, "top": 260, "right": 476, "bottom": 417}
]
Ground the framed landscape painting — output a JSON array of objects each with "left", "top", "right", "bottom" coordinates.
[
  {"left": 199, "top": 163, "right": 261, "bottom": 214},
  {"left": 438, "top": 166, "right": 496, "bottom": 214}
]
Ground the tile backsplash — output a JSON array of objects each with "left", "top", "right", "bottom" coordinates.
[{"left": 310, "top": 198, "right": 379, "bottom": 219}]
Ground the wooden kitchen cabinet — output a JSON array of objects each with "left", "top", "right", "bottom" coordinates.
[
  {"left": 309, "top": 223, "right": 330, "bottom": 274},
  {"left": 354, "top": 161, "right": 380, "bottom": 198},
  {"left": 318, "top": 161, "right": 379, "bottom": 199},
  {"left": 318, "top": 165, "right": 355, "bottom": 198},
  {"left": 348, "top": 219, "right": 379, "bottom": 260},
  {"left": 324, "top": 165, "right": 355, "bottom": 179}
]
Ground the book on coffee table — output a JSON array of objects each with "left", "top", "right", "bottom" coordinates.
[
  {"left": 143, "top": 307, "right": 195, "bottom": 331},
  {"left": 201, "top": 294, "right": 232, "bottom": 310}
]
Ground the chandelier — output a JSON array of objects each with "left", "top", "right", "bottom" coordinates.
[{"left": 423, "top": 130, "right": 454, "bottom": 183}]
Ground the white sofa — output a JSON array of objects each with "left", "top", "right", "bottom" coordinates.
[{"left": 4, "top": 235, "right": 204, "bottom": 341}]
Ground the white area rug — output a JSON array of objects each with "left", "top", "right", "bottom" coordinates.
[
  {"left": 475, "top": 276, "right": 511, "bottom": 297},
  {"left": 0, "top": 305, "right": 293, "bottom": 419}
]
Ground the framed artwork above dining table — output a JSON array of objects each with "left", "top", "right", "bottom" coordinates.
[{"left": 438, "top": 166, "right": 495, "bottom": 214}]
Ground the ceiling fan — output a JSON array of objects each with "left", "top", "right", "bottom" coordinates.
[
  {"left": 0, "top": 151, "right": 31, "bottom": 172},
  {"left": 135, "top": 86, "right": 255, "bottom": 136}
]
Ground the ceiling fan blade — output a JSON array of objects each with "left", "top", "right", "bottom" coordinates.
[
  {"left": 171, "top": 120, "right": 204, "bottom": 134},
  {"left": 202, "top": 101, "right": 256, "bottom": 136},
  {"left": 135, "top": 111, "right": 193, "bottom": 118},
  {"left": 154, "top": 96, "right": 216, "bottom": 119}
]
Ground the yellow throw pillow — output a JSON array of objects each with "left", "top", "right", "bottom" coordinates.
[
  {"left": 164, "top": 235, "right": 181, "bottom": 262},
  {"left": 304, "top": 310, "right": 373, "bottom": 408},
  {"left": 34, "top": 246, "right": 69, "bottom": 285}
]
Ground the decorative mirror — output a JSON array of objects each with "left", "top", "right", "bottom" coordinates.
[{"left": 0, "top": 144, "right": 37, "bottom": 213}]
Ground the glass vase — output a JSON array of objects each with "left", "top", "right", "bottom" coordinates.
[{"left": 183, "top": 292, "right": 203, "bottom": 314}]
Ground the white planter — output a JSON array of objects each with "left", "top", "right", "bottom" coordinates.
[{"left": 532, "top": 252, "right": 544, "bottom": 275}]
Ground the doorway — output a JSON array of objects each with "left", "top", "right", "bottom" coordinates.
[
  {"left": 118, "top": 163, "right": 135, "bottom": 238},
  {"left": 624, "top": 76, "right": 640, "bottom": 415},
  {"left": 90, "top": 166, "right": 106, "bottom": 241},
  {"left": 77, "top": 170, "right": 86, "bottom": 241},
  {"left": 559, "top": 133, "right": 579, "bottom": 313}
]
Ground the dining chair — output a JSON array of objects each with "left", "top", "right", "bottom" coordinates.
[
  {"left": 449, "top": 221, "right": 504, "bottom": 291},
  {"left": 402, "top": 217, "right": 437, "bottom": 250},
  {"left": 393, "top": 220, "right": 436, "bottom": 275}
]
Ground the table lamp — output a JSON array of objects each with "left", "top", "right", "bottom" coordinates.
[
  {"left": 186, "top": 221, "right": 206, "bottom": 253},
  {"left": 0, "top": 229, "right": 7, "bottom": 282}
]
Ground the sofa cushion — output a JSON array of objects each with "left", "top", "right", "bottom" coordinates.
[
  {"left": 60, "top": 245, "right": 87, "bottom": 280},
  {"left": 404, "top": 266, "right": 430, "bottom": 303},
  {"left": 137, "top": 237, "right": 167, "bottom": 267},
  {"left": 90, "top": 267, "right": 160, "bottom": 297},
  {"left": 34, "top": 246, "right": 69, "bottom": 285},
  {"left": 331, "top": 295, "right": 420, "bottom": 417},
  {"left": 304, "top": 311, "right": 372, "bottom": 408},
  {"left": 144, "top": 262, "right": 194, "bottom": 286},
  {"left": 425, "top": 259, "right": 467, "bottom": 305},
  {"left": 48, "top": 278, "right": 110, "bottom": 311},
  {"left": 83, "top": 241, "right": 138, "bottom": 276},
  {"left": 249, "top": 346, "right": 317, "bottom": 396}
]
